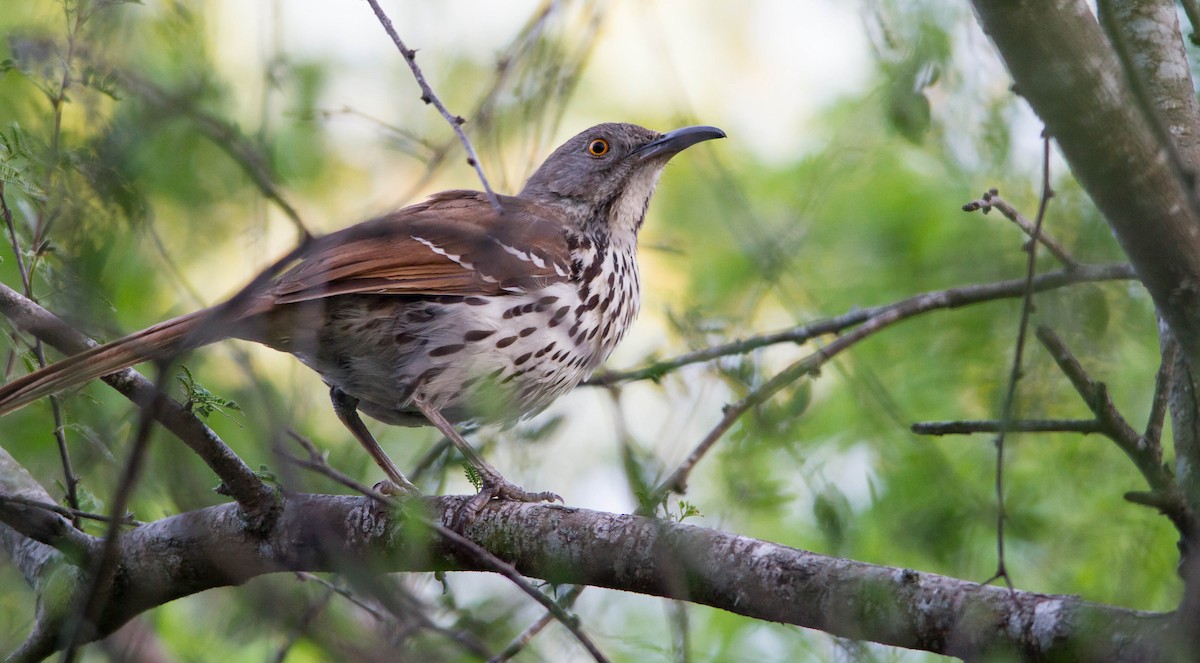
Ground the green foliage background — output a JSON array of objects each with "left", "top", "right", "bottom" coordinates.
[{"left": 0, "top": 1, "right": 1176, "bottom": 661}]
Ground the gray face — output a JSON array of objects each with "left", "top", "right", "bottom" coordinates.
[
  {"left": 520, "top": 122, "right": 725, "bottom": 237},
  {"left": 520, "top": 123, "right": 664, "bottom": 207}
]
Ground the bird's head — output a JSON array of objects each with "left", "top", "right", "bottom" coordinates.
[{"left": 520, "top": 123, "right": 725, "bottom": 243}]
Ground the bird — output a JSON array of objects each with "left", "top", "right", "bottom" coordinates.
[{"left": 0, "top": 122, "right": 725, "bottom": 509}]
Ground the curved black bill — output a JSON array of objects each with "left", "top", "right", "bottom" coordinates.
[{"left": 636, "top": 125, "right": 726, "bottom": 160}]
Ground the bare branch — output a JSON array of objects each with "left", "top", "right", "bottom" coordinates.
[
  {"left": 492, "top": 584, "right": 587, "bottom": 663},
  {"left": 985, "top": 133, "right": 1055, "bottom": 591},
  {"left": 0, "top": 495, "right": 140, "bottom": 527},
  {"left": 117, "top": 72, "right": 312, "bottom": 240},
  {"left": 970, "top": 0, "right": 1200, "bottom": 371},
  {"left": 654, "top": 289, "right": 979, "bottom": 499},
  {"left": 912, "top": 419, "right": 1103, "bottom": 436},
  {"left": 962, "top": 189, "right": 1078, "bottom": 269},
  {"left": 1035, "top": 325, "right": 1192, "bottom": 538},
  {"left": 0, "top": 283, "right": 278, "bottom": 519},
  {"left": 280, "top": 431, "right": 608, "bottom": 663},
  {"left": 3, "top": 492, "right": 1181, "bottom": 662},
  {"left": 588, "top": 263, "right": 1136, "bottom": 387},
  {"left": 1146, "top": 332, "right": 1176, "bottom": 445},
  {"left": 0, "top": 185, "right": 81, "bottom": 524},
  {"left": 363, "top": 0, "right": 503, "bottom": 213}
]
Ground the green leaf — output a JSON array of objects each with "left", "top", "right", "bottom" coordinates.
[{"left": 176, "top": 365, "right": 243, "bottom": 424}]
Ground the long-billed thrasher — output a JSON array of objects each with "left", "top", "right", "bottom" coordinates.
[{"left": 0, "top": 122, "right": 725, "bottom": 508}]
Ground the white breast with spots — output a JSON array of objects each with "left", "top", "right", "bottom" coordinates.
[{"left": 408, "top": 244, "right": 640, "bottom": 424}]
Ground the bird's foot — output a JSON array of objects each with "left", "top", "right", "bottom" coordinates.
[
  {"left": 457, "top": 471, "right": 561, "bottom": 526},
  {"left": 374, "top": 478, "right": 422, "bottom": 497}
]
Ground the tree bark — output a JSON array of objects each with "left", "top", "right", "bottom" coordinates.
[
  {"left": 0, "top": 459, "right": 1182, "bottom": 661},
  {"left": 970, "top": 0, "right": 1200, "bottom": 375}
]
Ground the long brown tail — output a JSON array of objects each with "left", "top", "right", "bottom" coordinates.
[{"left": 0, "top": 309, "right": 218, "bottom": 416}]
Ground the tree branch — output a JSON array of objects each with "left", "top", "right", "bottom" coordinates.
[
  {"left": 364, "top": 0, "right": 503, "bottom": 213},
  {"left": 1036, "top": 325, "right": 1193, "bottom": 539},
  {"left": 0, "top": 283, "right": 278, "bottom": 522},
  {"left": 970, "top": 0, "right": 1200, "bottom": 376},
  {"left": 0, "top": 489, "right": 1182, "bottom": 662},
  {"left": 589, "top": 263, "right": 1136, "bottom": 387},
  {"left": 911, "top": 419, "right": 1104, "bottom": 436},
  {"left": 962, "top": 188, "right": 1079, "bottom": 269}
]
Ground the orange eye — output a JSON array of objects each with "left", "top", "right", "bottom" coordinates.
[{"left": 586, "top": 138, "right": 609, "bottom": 156}]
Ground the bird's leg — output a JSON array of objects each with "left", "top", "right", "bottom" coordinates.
[
  {"left": 410, "top": 394, "right": 561, "bottom": 515},
  {"left": 330, "top": 386, "right": 420, "bottom": 496}
]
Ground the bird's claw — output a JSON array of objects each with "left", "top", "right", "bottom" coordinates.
[
  {"left": 454, "top": 473, "right": 561, "bottom": 527},
  {"left": 374, "top": 479, "right": 422, "bottom": 497}
]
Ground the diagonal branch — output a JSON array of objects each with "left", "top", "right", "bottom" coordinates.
[
  {"left": 364, "top": 0, "right": 503, "bottom": 213},
  {"left": 118, "top": 72, "right": 311, "bottom": 240},
  {"left": 970, "top": 0, "right": 1200, "bottom": 373},
  {"left": 962, "top": 189, "right": 1078, "bottom": 269},
  {"left": 0, "top": 283, "right": 278, "bottom": 520},
  {"left": 1036, "top": 325, "right": 1192, "bottom": 539},
  {"left": 588, "top": 263, "right": 1136, "bottom": 387}
]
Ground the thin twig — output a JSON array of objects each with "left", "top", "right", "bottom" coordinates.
[
  {"left": 491, "top": 584, "right": 586, "bottom": 663},
  {"left": 1145, "top": 330, "right": 1176, "bottom": 445},
  {"left": 118, "top": 72, "right": 311, "bottom": 240},
  {"left": 587, "top": 263, "right": 1136, "bottom": 387},
  {"left": 280, "top": 430, "right": 393, "bottom": 507},
  {"left": 1035, "top": 325, "right": 1192, "bottom": 538},
  {"left": 983, "top": 134, "right": 1055, "bottom": 592},
  {"left": 654, "top": 298, "right": 935, "bottom": 501},
  {"left": 281, "top": 431, "right": 609, "bottom": 663},
  {"left": 0, "top": 494, "right": 141, "bottom": 526},
  {"left": 0, "top": 283, "right": 278, "bottom": 517},
  {"left": 962, "top": 189, "right": 1079, "bottom": 269},
  {"left": 1182, "top": 0, "right": 1200, "bottom": 46},
  {"left": 0, "top": 185, "right": 81, "bottom": 524},
  {"left": 911, "top": 419, "right": 1103, "bottom": 436},
  {"left": 63, "top": 361, "right": 168, "bottom": 662},
  {"left": 364, "top": 0, "right": 503, "bottom": 213},
  {"left": 271, "top": 585, "right": 333, "bottom": 663}
]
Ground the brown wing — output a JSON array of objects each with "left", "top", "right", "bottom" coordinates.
[{"left": 270, "top": 190, "right": 573, "bottom": 304}]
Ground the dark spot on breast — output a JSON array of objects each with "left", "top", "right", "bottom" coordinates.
[
  {"left": 537, "top": 295, "right": 560, "bottom": 309},
  {"left": 464, "top": 329, "right": 496, "bottom": 342},
  {"left": 607, "top": 273, "right": 615, "bottom": 289},
  {"left": 535, "top": 341, "right": 556, "bottom": 357},
  {"left": 465, "top": 297, "right": 488, "bottom": 306},
  {"left": 514, "top": 352, "right": 532, "bottom": 366},
  {"left": 429, "top": 343, "right": 464, "bottom": 357},
  {"left": 405, "top": 306, "right": 436, "bottom": 323},
  {"left": 416, "top": 367, "right": 445, "bottom": 385},
  {"left": 548, "top": 305, "right": 570, "bottom": 328},
  {"left": 393, "top": 332, "right": 417, "bottom": 345},
  {"left": 519, "top": 326, "right": 537, "bottom": 337},
  {"left": 496, "top": 335, "right": 518, "bottom": 348},
  {"left": 585, "top": 294, "right": 600, "bottom": 311}
]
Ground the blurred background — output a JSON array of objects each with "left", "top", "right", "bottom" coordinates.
[{"left": 0, "top": 1, "right": 1173, "bottom": 661}]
